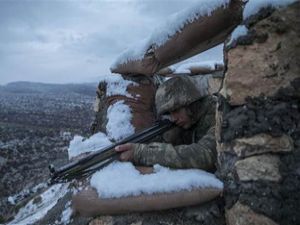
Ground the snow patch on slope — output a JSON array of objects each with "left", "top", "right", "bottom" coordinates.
[{"left": 8, "top": 183, "right": 69, "bottom": 225}]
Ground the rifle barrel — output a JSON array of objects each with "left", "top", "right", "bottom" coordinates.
[{"left": 50, "top": 120, "right": 174, "bottom": 183}]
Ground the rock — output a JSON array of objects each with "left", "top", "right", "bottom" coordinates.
[
  {"left": 0, "top": 156, "right": 7, "bottom": 169},
  {"left": 220, "top": 97, "right": 300, "bottom": 142},
  {"left": 184, "top": 199, "right": 225, "bottom": 225},
  {"left": 226, "top": 202, "right": 279, "bottom": 225},
  {"left": 129, "top": 222, "right": 142, "bottom": 225},
  {"left": 89, "top": 216, "right": 113, "bottom": 225},
  {"left": 227, "top": 133, "right": 293, "bottom": 157},
  {"left": 235, "top": 154, "right": 281, "bottom": 182},
  {"left": 192, "top": 75, "right": 223, "bottom": 97},
  {"left": 221, "top": 2, "right": 300, "bottom": 105}
]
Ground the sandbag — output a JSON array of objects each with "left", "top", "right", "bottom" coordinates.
[
  {"left": 106, "top": 76, "right": 156, "bottom": 131},
  {"left": 72, "top": 186, "right": 222, "bottom": 217},
  {"left": 155, "top": 0, "right": 242, "bottom": 70},
  {"left": 189, "top": 63, "right": 224, "bottom": 75},
  {"left": 157, "top": 63, "right": 224, "bottom": 76},
  {"left": 111, "top": 0, "right": 242, "bottom": 76},
  {"left": 92, "top": 75, "right": 157, "bottom": 134}
]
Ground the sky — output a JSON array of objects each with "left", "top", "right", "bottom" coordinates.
[{"left": 0, "top": 0, "right": 222, "bottom": 85}]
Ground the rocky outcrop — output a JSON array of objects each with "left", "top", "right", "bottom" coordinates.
[
  {"left": 221, "top": 2, "right": 300, "bottom": 105},
  {"left": 217, "top": 2, "right": 300, "bottom": 225}
]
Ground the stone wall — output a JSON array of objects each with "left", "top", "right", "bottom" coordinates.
[{"left": 217, "top": 2, "right": 300, "bottom": 225}]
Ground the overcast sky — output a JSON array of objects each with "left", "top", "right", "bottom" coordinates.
[{"left": 0, "top": 0, "right": 222, "bottom": 85}]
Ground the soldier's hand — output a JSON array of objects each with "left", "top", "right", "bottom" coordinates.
[{"left": 115, "top": 143, "right": 134, "bottom": 162}]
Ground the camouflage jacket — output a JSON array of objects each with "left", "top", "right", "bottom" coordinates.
[{"left": 133, "top": 96, "right": 217, "bottom": 171}]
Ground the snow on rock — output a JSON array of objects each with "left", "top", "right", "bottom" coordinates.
[
  {"left": 106, "top": 100, "right": 135, "bottom": 141},
  {"left": 226, "top": 25, "right": 249, "bottom": 47},
  {"left": 171, "top": 60, "right": 224, "bottom": 74},
  {"left": 111, "top": 0, "right": 230, "bottom": 69},
  {"left": 7, "top": 182, "right": 48, "bottom": 206},
  {"left": 59, "top": 201, "right": 73, "bottom": 225},
  {"left": 90, "top": 162, "right": 223, "bottom": 199},
  {"left": 8, "top": 196, "right": 16, "bottom": 205},
  {"left": 98, "top": 74, "right": 138, "bottom": 98},
  {"left": 68, "top": 132, "right": 112, "bottom": 159},
  {"left": 243, "top": 0, "right": 297, "bottom": 20},
  {"left": 8, "top": 183, "right": 69, "bottom": 225}
]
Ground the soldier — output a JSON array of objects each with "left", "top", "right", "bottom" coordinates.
[{"left": 115, "top": 76, "right": 217, "bottom": 171}]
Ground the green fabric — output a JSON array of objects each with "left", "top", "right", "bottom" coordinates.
[{"left": 133, "top": 96, "right": 217, "bottom": 171}]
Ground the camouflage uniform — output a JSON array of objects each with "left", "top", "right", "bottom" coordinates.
[{"left": 132, "top": 76, "right": 217, "bottom": 171}]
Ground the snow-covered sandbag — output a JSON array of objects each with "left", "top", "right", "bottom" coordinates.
[
  {"left": 188, "top": 63, "right": 224, "bottom": 75},
  {"left": 72, "top": 163, "right": 223, "bottom": 216},
  {"left": 157, "top": 61, "right": 224, "bottom": 76},
  {"left": 72, "top": 186, "right": 221, "bottom": 216},
  {"left": 106, "top": 76, "right": 156, "bottom": 133},
  {"left": 111, "top": 0, "right": 242, "bottom": 76},
  {"left": 93, "top": 75, "right": 156, "bottom": 139}
]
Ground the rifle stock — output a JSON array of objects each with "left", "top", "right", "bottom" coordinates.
[{"left": 49, "top": 120, "right": 174, "bottom": 183}]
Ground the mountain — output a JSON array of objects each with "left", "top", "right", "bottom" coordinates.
[{"left": 0, "top": 81, "right": 98, "bottom": 97}]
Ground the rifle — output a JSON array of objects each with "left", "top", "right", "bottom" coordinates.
[{"left": 49, "top": 119, "right": 174, "bottom": 184}]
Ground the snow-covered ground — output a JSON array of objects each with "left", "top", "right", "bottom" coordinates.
[{"left": 8, "top": 184, "right": 69, "bottom": 225}]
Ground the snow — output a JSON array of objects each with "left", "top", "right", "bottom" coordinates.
[
  {"left": 91, "top": 162, "right": 223, "bottom": 199},
  {"left": 68, "top": 73, "right": 136, "bottom": 158},
  {"left": 60, "top": 201, "right": 73, "bottom": 225},
  {"left": 98, "top": 74, "right": 138, "bottom": 98},
  {"left": 7, "top": 182, "right": 48, "bottom": 206},
  {"left": 171, "top": 60, "right": 223, "bottom": 74},
  {"left": 68, "top": 100, "right": 134, "bottom": 159},
  {"left": 160, "top": 44, "right": 224, "bottom": 74},
  {"left": 243, "top": 0, "right": 297, "bottom": 20},
  {"left": 106, "top": 100, "right": 135, "bottom": 142},
  {"left": 8, "top": 196, "right": 15, "bottom": 205},
  {"left": 111, "top": 0, "right": 230, "bottom": 69},
  {"left": 68, "top": 132, "right": 112, "bottom": 159},
  {"left": 8, "top": 183, "right": 69, "bottom": 225},
  {"left": 226, "top": 25, "right": 248, "bottom": 47}
]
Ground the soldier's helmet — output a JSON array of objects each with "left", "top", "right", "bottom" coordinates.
[{"left": 155, "top": 76, "right": 201, "bottom": 115}]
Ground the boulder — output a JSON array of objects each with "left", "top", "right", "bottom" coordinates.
[
  {"left": 221, "top": 133, "right": 294, "bottom": 157},
  {"left": 235, "top": 154, "right": 281, "bottom": 182},
  {"left": 226, "top": 202, "right": 279, "bottom": 225}
]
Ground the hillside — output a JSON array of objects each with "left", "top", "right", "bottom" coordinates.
[{"left": 0, "top": 81, "right": 97, "bottom": 222}]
